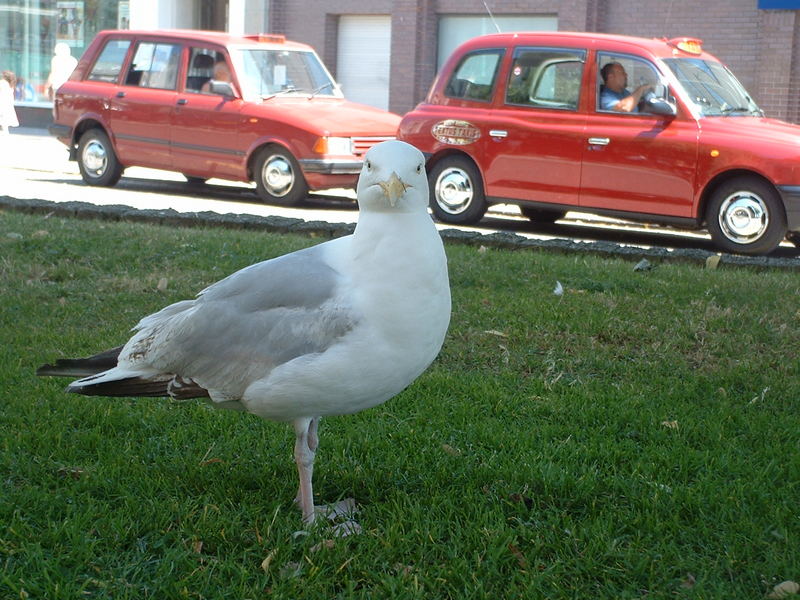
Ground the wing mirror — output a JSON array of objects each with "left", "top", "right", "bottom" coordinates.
[{"left": 209, "top": 81, "right": 236, "bottom": 98}]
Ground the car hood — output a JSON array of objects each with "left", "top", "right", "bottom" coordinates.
[
  {"left": 700, "top": 116, "right": 800, "bottom": 147},
  {"left": 247, "top": 97, "right": 401, "bottom": 135}
]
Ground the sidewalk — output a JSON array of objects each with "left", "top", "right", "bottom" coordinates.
[{"left": 4, "top": 128, "right": 76, "bottom": 174}]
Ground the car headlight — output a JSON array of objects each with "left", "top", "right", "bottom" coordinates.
[{"left": 313, "top": 136, "right": 353, "bottom": 155}]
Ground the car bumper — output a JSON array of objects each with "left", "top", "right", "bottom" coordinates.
[
  {"left": 299, "top": 159, "right": 362, "bottom": 175},
  {"left": 49, "top": 123, "right": 71, "bottom": 140},
  {"left": 777, "top": 185, "right": 800, "bottom": 231}
]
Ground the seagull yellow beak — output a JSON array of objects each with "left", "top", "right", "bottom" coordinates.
[{"left": 378, "top": 172, "right": 409, "bottom": 207}]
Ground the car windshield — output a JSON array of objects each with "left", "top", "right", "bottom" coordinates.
[
  {"left": 232, "top": 48, "right": 339, "bottom": 101},
  {"left": 663, "top": 57, "right": 762, "bottom": 117}
]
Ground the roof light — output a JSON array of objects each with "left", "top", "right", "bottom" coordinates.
[
  {"left": 667, "top": 37, "right": 703, "bottom": 55},
  {"left": 257, "top": 33, "right": 285, "bottom": 43}
]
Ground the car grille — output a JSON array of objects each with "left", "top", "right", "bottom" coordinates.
[{"left": 352, "top": 136, "right": 395, "bottom": 157}]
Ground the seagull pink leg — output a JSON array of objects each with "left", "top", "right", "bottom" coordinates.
[{"left": 293, "top": 417, "right": 317, "bottom": 524}]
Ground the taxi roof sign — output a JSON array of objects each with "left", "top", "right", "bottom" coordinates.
[
  {"left": 246, "top": 33, "right": 286, "bottom": 44},
  {"left": 666, "top": 37, "right": 703, "bottom": 55}
]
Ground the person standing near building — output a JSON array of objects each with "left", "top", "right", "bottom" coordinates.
[
  {"left": 46, "top": 42, "right": 78, "bottom": 100},
  {"left": 0, "top": 70, "right": 19, "bottom": 135}
]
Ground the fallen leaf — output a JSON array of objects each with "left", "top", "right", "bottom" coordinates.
[
  {"left": 507, "top": 543, "right": 528, "bottom": 570},
  {"left": 157, "top": 277, "right": 169, "bottom": 292},
  {"left": 199, "top": 457, "right": 224, "bottom": 466},
  {"left": 768, "top": 581, "right": 800, "bottom": 599},
  {"left": 279, "top": 561, "right": 302, "bottom": 579},
  {"left": 553, "top": 280, "right": 564, "bottom": 296},
  {"left": 310, "top": 539, "right": 335, "bottom": 553},
  {"left": 260, "top": 549, "right": 277, "bottom": 572},
  {"left": 393, "top": 563, "right": 415, "bottom": 577},
  {"left": 661, "top": 420, "right": 679, "bottom": 430},
  {"left": 192, "top": 540, "right": 203, "bottom": 554},
  {"left": 441, "top": 443, "right": 462, "bottom": 456},
  {"left": 705, "top": 254, "right": 721, "bottom": 270},
  {"left": 508, "top": 493, "right": 534, "bottom": 509},
  {"left": 483, "top": 329, "right": 508, "bottom": 338},
  {"left": 477, "top": 245, "right": 488, "bottom": 253},
  {"left": 56, "top": 466, "right": 87, "bottom": 480},
  {"left": 680, "top": 573, "right": 696, "bottom": 589},
  {"left": 58, "top": 297, "right": 67, "bottom": 306},
  {"left": 31, "top": 230, "right": 49, "bottom": 238}
]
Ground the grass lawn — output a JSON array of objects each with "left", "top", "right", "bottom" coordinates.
[{"left": 1, "top": 210, "right": 799, "bottom": 599}]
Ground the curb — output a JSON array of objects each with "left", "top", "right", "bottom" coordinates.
[{"left": 2, "top": 195, "right": 799, "bottom": 270}]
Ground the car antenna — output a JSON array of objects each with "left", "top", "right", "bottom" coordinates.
[{"left": 483, "top": 2, "right": 501, "bottom": 33}]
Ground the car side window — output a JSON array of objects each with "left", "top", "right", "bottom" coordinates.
[
  {"left": 444, "top": 49, "right": 504, "bottom": 102},
  {"left": 87, "top": 39, "right": 131, "bottom": 83},
  {"left": 596, "top": 53, "right": 661, "bottom": 114},
  {"left": 125, "top": 42, "right": 181, "bottom": 89},
  {"left": 505, "top": 47, "right": 585, "bottom": 110},
  {"left": 185, "top": 48, "right": 226, "bottom": 93}
]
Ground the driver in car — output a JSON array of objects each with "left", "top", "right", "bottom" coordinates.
[{"left": 599, "top": 62, "right": 652, "bottom": 112}]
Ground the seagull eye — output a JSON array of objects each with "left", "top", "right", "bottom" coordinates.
[
  {"left": 365, "top": 160, "right": 371, "bottom": 170},
  {"left": 416, "top": 164, "right": 422, "bottom": 173}
]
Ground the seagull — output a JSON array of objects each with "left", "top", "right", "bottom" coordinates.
[{"left": 37, "top": 140, "right": 451, "bottom": 526}]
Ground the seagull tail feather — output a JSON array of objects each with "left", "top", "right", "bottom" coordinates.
[
  {"left": 36, "top": 346, "right": 124, "bottom": 378},
  {"left": 67, "top": 372, "right": 210, "bottom": 400}
]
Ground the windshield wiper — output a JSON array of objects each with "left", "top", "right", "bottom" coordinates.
[
  {"left": 261, "top": 86, "right": 297, "bottom": 101},
  {"left": 307, "top": 82, "right": 334, "bottom": 100},
  {"left": 720, "top": 106, "right": 758, "bottom": 116}
]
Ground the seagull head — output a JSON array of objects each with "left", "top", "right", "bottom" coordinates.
[{"left": 356, "top": 140, "right": 429, "bottom": 213}]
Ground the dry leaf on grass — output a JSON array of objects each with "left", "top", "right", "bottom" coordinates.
[
  {"left": 56, "top": 466, "right": 87, "bottom": 480},
  {"left": 661, "top": 420, "right": 679, "bottom": 430},
  {"left": 192, "top": 540, "right": 203, "bottom": 554},
  {"left": 441, "top": 443, "right": 462, "bottom": 456},
  {"left": 705, "top": 254, "right": 721, "bottom": 270},
  {"left": 260, "top": 549, "right": 277, "bottom": 572},
  {"left": 768, "top": 581, "right": 800, "bottom": 599},
  {"left": 483, "top": 329, "right": 508, "bottom": 338},
  {"left": 507, "top": 543, "right": 528, "bottom": 570},
  {"left": 157, "top": 277, "right": 169, "bottom": 292},
  {"left": 310, "top": 539, "right": 335, "bottom": 553}
]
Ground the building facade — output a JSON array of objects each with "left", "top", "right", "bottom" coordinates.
[{"left": 3, "top": 0, "right": 799, "bottom": 124}]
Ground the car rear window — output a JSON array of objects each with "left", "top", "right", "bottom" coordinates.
[
  {"left": 88, "top": 39, "right": 131, "bottom": 83},
  {"left": 125, "top": 42, "right": 181, "bottom": 90},
  {"left": 505, "top": 47, "right": 585, "bottom": 110},
  {"left": 444, "top": 49, "right": 504, "bottom": 102}
]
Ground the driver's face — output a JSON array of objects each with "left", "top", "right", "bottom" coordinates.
[{"left": 608, "top": 64, "right": 628, "bottom": 91}]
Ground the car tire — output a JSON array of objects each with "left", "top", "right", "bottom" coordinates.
[
  {"left": 253, "top": 146, "right": 308, "bottom": 206},
  {"left": 77, "top": 129, "right": 123, "bottom": 187},
  {"left": 184, "top": 175, "right": 207, "bottom": 186},
  {"left": 520, "top": 206, "right": 566, "bottom": 223},
  {"left": 428, "top": 156, "right": 487, "bottom": 224},
  {"left": 705, "top": 176, "right": 786, "bottom": 255}
]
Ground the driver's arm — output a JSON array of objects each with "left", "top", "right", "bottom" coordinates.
[{"left": 615, "top": 84, "right": 652, "bottom": 112}]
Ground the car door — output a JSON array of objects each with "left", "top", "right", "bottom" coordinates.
[
  {"left": 484, "top": 46, "right": 587, "bottom": 206},
  {"left": 579, "top": 52, "right": 699, "bottom": 217},
  {"left": 170, "top": 46, "right": 245, "bottom": 180},
  {"left": 108, "top": 39, "right": 181, "bottom": 169}
]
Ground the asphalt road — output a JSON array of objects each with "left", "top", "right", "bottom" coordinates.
[{"left": 3, "top": 129, "right": 799, "bottom": 260}]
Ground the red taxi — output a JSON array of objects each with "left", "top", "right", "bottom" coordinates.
[
  {"left": 398, "top": 31, "right": 800, "bottom": 255},
  {"left": 50, "top": 30, "right": 400, "bottom": 205}
]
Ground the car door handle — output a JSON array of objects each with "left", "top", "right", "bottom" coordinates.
[
  {"left": 115, "top": 91, "right": 126, "bottom": 98},
  {"left": 176, "top": 98, "right": 188, "bottom": 105},
  {"left": 588, "top": 137, "right": 610, "bottom": 146},
  {"left": 489, "top": 129, "right": 508, "bottom": 138}
]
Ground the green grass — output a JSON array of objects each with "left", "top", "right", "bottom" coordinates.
[{"left": 1, "top": 210, "right": 799, "bottom": 599}]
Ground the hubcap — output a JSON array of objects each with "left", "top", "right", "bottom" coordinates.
[
  {"left": 82, "top": 140, "right": 108, "bottom": 177},
  {"left": 262, "top": 155, "right": 294, "bottom": 197},
  {"left": 435, "top": 167, "right": 473, "bottom": 214},
  {"left": 718, "top": 191, "right": 769, "bottom": 244}
]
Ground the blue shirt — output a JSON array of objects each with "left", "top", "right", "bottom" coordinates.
[{"left": 600, "top": 86, "right": 633, "bottom": 111}]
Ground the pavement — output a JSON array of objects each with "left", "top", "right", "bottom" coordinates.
[{"left": 2, "top": 128, "right": 799, "bottom": 269}]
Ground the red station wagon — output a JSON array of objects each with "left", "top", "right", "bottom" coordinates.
[
  {"left": 50, "top": 30, "right": 401, "bottom": 205},
  {"left": 398, "top": 31, "right": 800, "bottom": 255}
]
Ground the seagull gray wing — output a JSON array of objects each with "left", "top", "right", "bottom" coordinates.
[{"left": 121, "top": 242, "right": 360, "bottom": 400}]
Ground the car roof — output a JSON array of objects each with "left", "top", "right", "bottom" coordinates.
[
  {"left": 97, "top": 29, "right": 314, "bottom": 52},
  {"left": 460, "top": 30, "right": 719, "bottom": 61}
]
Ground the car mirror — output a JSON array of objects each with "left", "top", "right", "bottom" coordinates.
[
  {"left": 644, "top": 96, "right": 677, "bottom": 117},
  {"left": 209, "top": 81, "right": 236, "bottom": 98}
]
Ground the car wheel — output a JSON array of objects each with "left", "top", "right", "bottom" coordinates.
[
  {"left": 705, "top": 176, "right": 786, "bottom": 255},
  {"left": 428, "top": 156, "right": 487, "bottom": 224},
  {"left": 77, "top": 129, "right": 123, "bottom": 187},
  {"left": 253, "top": 146, "right": 308, "bottom": 206},
  {"left": 184, "top": 175, "right": 207, "bottom": 186},
  {"left": 520, "top": 206, "right": 566, "bottom": 223}
]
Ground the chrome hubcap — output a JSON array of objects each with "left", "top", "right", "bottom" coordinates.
[
  {"left": 435, "top": 167, "right": 473, "bottom": 214},
  {"left": 262, "top": 155, "right": 294, "bottom": 197},
  {"left": 82, "top": 140, "right": 108, "bottom": 176},
  {"left": 718, "top": 191, "right": 769, "bottom": 244}
]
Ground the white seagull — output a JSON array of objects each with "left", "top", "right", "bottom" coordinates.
[{"left": 37, "top": 140, "right": 451, "bottom": 526}]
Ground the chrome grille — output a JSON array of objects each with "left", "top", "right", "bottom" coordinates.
[{"left": 351, "top": 136, "right": 395, "bottom": 157}]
